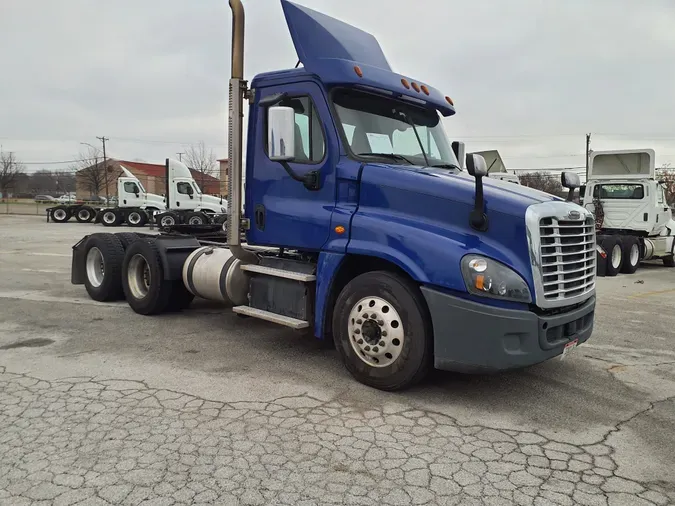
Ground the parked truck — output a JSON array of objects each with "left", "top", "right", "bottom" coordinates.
[
  {"left": 69, "top": 0, "right": 596, "bottom": 390},
  {"left": 49, "top": 161, "right": 227, "bottom": 227},
  {"left": 581, "top": 149, "right": 675, "bottom": 276}
]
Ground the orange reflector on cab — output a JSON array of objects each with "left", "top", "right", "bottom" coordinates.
[
  {"left": 475, "top": 275, "right": 484, "bottom": 291},
  {"left": 411, "top": 82, "right": 420, "bottom": 92},
  {"left": 420, "top": 85, "right": 430, "bottom": 95},
  {"left": 354, "top": 66, "right": 363, "bottom": 78},
  {"left": 445, "top": 96, "right": 454, "bottom": 106},
  {"left": 335, "top": 225, "right": 346, "bottom": 235},
  {"left": 401, "top": 78, "right": 410, "bottom": 89}
]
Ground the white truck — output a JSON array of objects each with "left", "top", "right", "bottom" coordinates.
[
  {"left": 152, "top": 158, "right": 228, "bottom": 227},
  {"left": 49, "top": 160, "right": 228, "bottom": 227},
  {"left": 581, "top": 148, "right": 675, "bottom": 275}
]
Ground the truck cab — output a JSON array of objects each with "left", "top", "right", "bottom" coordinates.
[
  {"left": 166, "top": 159, "right": 227, "bottom": 215},
  {"left": 71, "top": 0, "right": 598, "bottom": 391},
  {"left": 117, "top": 167, "right": 165, "bottom": 211}
]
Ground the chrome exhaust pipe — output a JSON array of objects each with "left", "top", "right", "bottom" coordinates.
[{"left": 226, "top": 0, "right": 257, "bottom": 264}]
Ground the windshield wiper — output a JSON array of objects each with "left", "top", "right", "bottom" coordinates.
[
  {"left": 358, "top": 152, "right": 416, "bottom": 165},
  {"left": 429, "top": 163, "right": 461, "bottom": 170}
]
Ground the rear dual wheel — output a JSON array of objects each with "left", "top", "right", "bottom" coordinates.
[
  {"left": 75, "top": 206, "right": 96, "bottom": 223},
  {"left": 122, "top": 239, "right": 193, "bottom": 315},
  {"left": 51, "top": 206, "right": 71, "bottom": 223},
  {"left": 126, "top": 210, "right": 148, "bottom": 227},
  {"left": 101, "top": 209, "right": 123, "bottom": 227},
  {"left": 83, "top": 233, "right": 125, "bottom": 301}
]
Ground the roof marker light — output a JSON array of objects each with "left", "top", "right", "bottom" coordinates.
[
  {"left": 420, "top": 85, "right": 430, "bottom": 95},
  {"left": 401, "top": 78, "right": 410, "bottom": 89},
  {"left": 411, "top": 82, "right": 420, "bottom": 93},
  {"left": 445, "top": 96, "right": 454, "bottom": 106},
  {"left": 354, "top": 66, "right": 363, "bottom": 78}
]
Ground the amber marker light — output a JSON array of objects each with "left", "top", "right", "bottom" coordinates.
[
  {"left": 411, "top": 82, "right": 420, "bottom": 92},
  {"left": 420, "top": 85, "right": 430, "bottom": 95},
  {"left": 401, "top": 78, "right": 410, "bottom": 89},
  {"left": 354, "top": 66, "right": 363, "bottom": 78},
  {"left": 335, "top": 225, "right": 346, "bottom": 234},
  {"left": 445, "top": 96, "right": 454, "bottom": 106}
]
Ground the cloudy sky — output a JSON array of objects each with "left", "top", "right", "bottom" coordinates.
[{"left": 1, "top": 0, "right": 674, "bottom": 178}]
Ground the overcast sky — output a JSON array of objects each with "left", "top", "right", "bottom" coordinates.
[{"left": 1, "top": 0, "right": 674, "bottom": 176}]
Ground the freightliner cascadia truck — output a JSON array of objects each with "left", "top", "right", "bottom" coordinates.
[{"left": 69, "top": 0, "right": 596, "bottom": 390}]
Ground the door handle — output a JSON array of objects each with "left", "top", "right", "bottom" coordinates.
[{"left": 255, "top": 205, "right": 265, "bottom": 230}]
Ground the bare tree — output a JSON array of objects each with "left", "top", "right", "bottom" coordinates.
[
  {"left": 72, "top": 146, "right": 117, "bottom": 199},
  {"left": 518, "top": 171, "right": 564, "bottom": 196},
  {"left": 657, "top": 163, "right": 675, "bottom": 206},
  {"left": 0, "top": 151, "right": 25, "bottom": 197},
  {"left": 184, "top": 141, "right": 217, "bottom": 192}
]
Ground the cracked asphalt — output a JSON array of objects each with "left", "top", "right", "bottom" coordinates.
[{"left": 1, "top": 215, "right": 674, "bottom": 505}]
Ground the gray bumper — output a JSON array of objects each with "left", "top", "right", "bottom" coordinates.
[{"left": 420, "top": 287, "right": 595, "bottom": 373}]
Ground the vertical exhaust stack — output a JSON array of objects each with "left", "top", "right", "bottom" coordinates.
[{"left": 226, "top": 0, "right": 258, "bottom": 264}]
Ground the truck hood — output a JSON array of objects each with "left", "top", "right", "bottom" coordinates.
[
  {"left": 199, "top": 193, "right": 227, "bottom": 210},
  {"left": 143, "top": 193, "right": 166, "bottom": 206},
  {"left": 361, "top": 163, "right": 559, "bottom": 217}
]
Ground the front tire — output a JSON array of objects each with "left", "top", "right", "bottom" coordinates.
[{"left": 332, "top": 271, "right": 432, "bottom": 391}]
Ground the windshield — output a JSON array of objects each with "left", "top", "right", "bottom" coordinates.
[
  {"left": 332, "top": 89, "right": 459, "bottom": 168},
  {"left": 593, "top": 183, "right": 644, "bottom": 199},
  {"left": 192, "top": 182, "right": 202, "bottom": 195},
  {"left": 136, "top": 181, "right": 146, "bottom": 193}
]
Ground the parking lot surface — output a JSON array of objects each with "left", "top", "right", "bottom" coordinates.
[{"left": 1, "top": 215, "right": 674, "bottom": 506}]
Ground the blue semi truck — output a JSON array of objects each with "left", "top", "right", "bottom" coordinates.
[{"left": 70, "top": 0, "right": 596, "bottom": 390}]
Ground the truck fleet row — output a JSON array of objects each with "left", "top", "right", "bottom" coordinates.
[
  {"left": 48, "top": 160, "right": 228, "bottom": 227},
  {"left": 69, "top": 0, "right": 597, "bottom": 390}
]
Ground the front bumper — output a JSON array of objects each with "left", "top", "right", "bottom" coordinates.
[{"left": 420, "top": 287, "right": 595, "bottom": 373}]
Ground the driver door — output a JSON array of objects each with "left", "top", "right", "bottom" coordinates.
[{"left": 246, "top": 81, "right": 338, "bottom": 250}]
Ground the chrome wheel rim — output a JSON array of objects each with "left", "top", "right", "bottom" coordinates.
[
  {"left": 188, "top": 216, "right": 203, "bottom": 225},
  {"left": 128, "top": 254, "right": 151, "bottom": 299},
  {"left": 86, "top": 247, "right": 105, "bottom": 287},
  {"left": 53, "top": 209, "right": 66, "bottom": 220},
  {"left": 128, "top": 212, "right": 141, "bottom": 225},
  {"left": 160, "top": 215, "right": 175, "bottom": 226},
  {"left": 611, "top": 244, "right": 622, "bottom": 269},
  {"left": 78, "top": 209, "right": 90, "bottom": 220},
  {"left": 348, "top": 296, "right": 404, "bottom": 368},
  {"left": 103, "top": 212, "right": 116, "bottom": 224},
  {"left": 630, "top": 243, "right": 639, "bottom": 266}
]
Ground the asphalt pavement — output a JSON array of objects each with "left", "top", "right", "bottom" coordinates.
[{"left": 0, "top": 215, "right": 673, "bottom": 506}]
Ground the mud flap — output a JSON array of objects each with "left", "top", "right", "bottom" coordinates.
[{"left": 71, "top": 236, "right": 89, "bottom": 285}]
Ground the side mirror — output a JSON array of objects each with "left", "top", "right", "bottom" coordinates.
[
  {"left": 268, "top": 106, "right": 296, "bottom": 162},
  {"left": 561, "top": 171, "right": 580, "bottom": 201},
  {"left": 466, "top": 154, "right": 488, "bottom": 178},
  {"left": 451, "top": 141, "right": 466, "bottom": 170},
  {"left": 465, "top": 154, "right": 488, "bottom": 231}
]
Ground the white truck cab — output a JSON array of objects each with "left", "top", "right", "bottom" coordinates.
[
  {"left": 167, "top": 159, "right": 227, "bottom": 215},
  {"left": 117, "top": 167, "right": 166, "bottom": 211},
  {"left": 582, "top": 149, "right": 675, "bottom": 272}
]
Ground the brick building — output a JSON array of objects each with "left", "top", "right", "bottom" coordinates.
[{"left": 75, "top": 159, "right": 222, "bottom": 200}]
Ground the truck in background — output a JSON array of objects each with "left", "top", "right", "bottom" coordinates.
[
  {"left": 69, "top": 0, "right": 596, "bottom": 391},
  {"left": 49, "top": 161, "right": 228, "bottom": 227},
  {"left": 582, "top": 148, "right": 675, "bottom": 275}
]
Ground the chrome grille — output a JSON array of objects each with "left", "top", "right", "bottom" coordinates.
[{"left": 539, "top": 216, "right": 596, "bottom": 301}]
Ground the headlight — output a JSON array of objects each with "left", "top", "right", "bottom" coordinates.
[{"left": 461, "top": 255, "right": 532, "bottom": 303}]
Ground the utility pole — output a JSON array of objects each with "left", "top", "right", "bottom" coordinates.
[
  {"left": 97, "top": 136, "right": 109, "bottom": 201},
  {"left": 176, "top": 152, "right": 185, "bottom": 162},
  {"left": 585, "top": 133, "right": 591, "bottom": 182}
]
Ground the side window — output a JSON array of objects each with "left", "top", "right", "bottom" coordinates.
[
  {"left": 268, "top": 95, "right": 325, "bottom": 164},
  {"left": 123, "top": 182, "right": 139, "bottom": 194},
  {"left": 177, "top": 182, "right": 193, "bottom": 195}
]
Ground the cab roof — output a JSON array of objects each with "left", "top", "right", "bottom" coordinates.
[{"left": 273, "top": 0, "right": 455, "bottom": 117}]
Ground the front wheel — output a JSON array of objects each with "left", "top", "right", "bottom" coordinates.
[{"left": 332, "top": 271, "right": 432, "bottom": 391}]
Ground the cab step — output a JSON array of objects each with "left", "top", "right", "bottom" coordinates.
[
  {"left": 232, "top": 306, "right": 310, "bottom": 329},
  {"left": 240, "top": 264, "right": 316, "bottom": 282}
]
